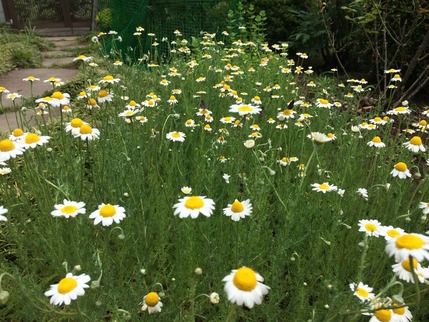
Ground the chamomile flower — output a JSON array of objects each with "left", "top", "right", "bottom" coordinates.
[
  {"left": 392, "top": 304, "right": 413, "bottom": 322},
  {"left": 21, "top": 133, "right": 50, "bottom": 149},
  {"left": 97, "top": 90, "right": 113, "bottom": 103},
  {"left": 22, "top": 76, "right": 40, "bottom": 82},
  {"left": 74, "top": 124, "right": 100, "bottom": 141},
  {"left": 229, "top": 103, "right": 261, "bottom": 116},
  {"left": 392, "top": 257, "right": 429, "bottom": 283},
  {"left": 385, "top": 233, "right": 429, "bottom": 262},
  {"left": 387, "top": 106, "right": 411, "bottom": 115},
  {"left": 419, "top": 202, "right": 429, "bottom": 215},
  {"left": 0, "top": 206, "right": 8, "bottom": 222},
  {"left": 223, "top": 199, "right": 252, "bottom": 221},
  {"left": 99, "top": 75, "right": 120, "bottom": 84},
  {"left": 358, "top": 219, "right": 382, "bottom": 237},
  {"left": 65, "top": 118, "right": 88, "bottom": 135},
  {"left": 349, "top": 282, "right": 374, "bottom": 302},
  {"left": 307, "top": 132, "right": 331, "bottom": 144},
  {"left": 0, "top": 167, "right": 11, "bottom": 175},
  {"left": 181, "top": 186, "right": 192, "bottom": 195},
  {"left": 173, "top": 195, "right": 215, "bottom": 219},
  {"left": 367, "top": 136, "right": 386, "bottom": 148},
  {"left": 390, "top": 162, "right": 411, "bottom": 179},
  {"left": 311, "top": 182, "right": 337, "bottom": 193},
  {"left": 379, "top": 226, "right": 406, "bottom": 241},
  {"left": 316, "top": 98, "right": 333, "bottom": 108},
  {"left": 0, "top": 139, "right": 25, "bottom": 162},
  {"left": 356, "top": 188, "right": 369, "bottom": 200},
  {"left": 51, "top": 200, "right": 86, "bottom": 218},
  {"left": 9, "top": 128, "right": 26, "bottom": 141},
  {"left": 222, "top": 267, "right": 270, "bottom": 309},
  {"left": 50, "top": 91, "right": 70, "bottom": 107},
  {"left": 166, "top": 131, "right": 186, "bottom": 142},
  {"left": 89, "top": 203, "right": 126, "bottom": 226},
  {"left": 44, "top": 273, "right": 91, "bottom": 306},
  {"left": 403, "top": 136, "right": 426, "bottom": 153},
  {"left": 141, "top": 292, "right": 163, "bottom": 314},
  {"left": 73, "top": 54, "right": 92, "bottom": 62}
]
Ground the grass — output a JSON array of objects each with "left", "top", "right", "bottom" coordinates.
[{"left": 0, "top": 27, "right": 428, "bottom": 321}]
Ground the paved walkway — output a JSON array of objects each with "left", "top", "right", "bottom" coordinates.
[{"left": 0, "top": 33, "right": 87, "bottom": 133}]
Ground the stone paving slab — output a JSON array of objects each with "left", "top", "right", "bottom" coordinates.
[{"left": 0, "top": 68, "right": 78, "bottom": 108}]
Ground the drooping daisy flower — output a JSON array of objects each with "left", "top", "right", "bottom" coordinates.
[
  {"left": 367, "top": 136, "right": 386, "bottom": 148},
  {"left": 311, "top": 182, "right": 338, "bottom": 193},
  {"left": 403, "top": 136, "right": 426, "bottom": 153},
  {"left": 356, "top": 188, "right": 369, "bottom": 200},
  {"left": 0, "top": 205, "right": 8, "bottom": 222},
  {"left": 349, "top": 282, "right": 374, "bottom": 302},
  {"left": 358, "top": 219, "right": 382, "bottom": 237},
  {"left": 98, "top": 75, "right": 120, "bottom": 84},
  {"left": 73, "top": 54, "right": 92, "bottom": 62},
  {"left": 229, "top": 103, "right": 261, "bottom": 116},
  {"left": 392, "top": 257, "right": 429, "bottom": 283},
  {"left": 385, "top": 233, "right": 429, "bottom": 262},
  {"left": 419, "top": 202, "right": 429, "bottom": 215},
  {"left": 307, "top": 132, "right": 332, "bottom": 144},
  {"left": 89, "top": 203, "right": 126, "bottom": 226},
  {"left": 44, "top": 273, "right": 91, "bottom": 306},
  {"left": 222, "top": 266, "right": 270, "bottom": 309},
  {"left": 73, "top": 124, "right": 100, "bottom": 141},
  {"left": 173, "top": 195, "right": 215, "bottom": 219},
  {"left": 21, "top": 133, "right": 50, "bottom": 149},
  {"left": 9, "top": 128, "right": 27, "bottom": 141},
  {"left": 0, "top": 139, "right": 25, "bottom": 162},
  {"left": 379, "top": 225, "right": 405, "bottom": 241},
  {"left": 166, "top": 131, "right": 186, "bottom": 142},
  {"left": 223, "top": 199, "right": 252, "bottom": 221},
  {"left": 51, "top": 200, "right": 86, "bottom": 218},
  {"left": 391, "top": 304, "right": 413, "bottom": 322},
  {"left": 141, "top": 292, "right": 163, "bottom": 314},
  {"left": 390, "top": 162, "right": 411, "bottom": 179}
]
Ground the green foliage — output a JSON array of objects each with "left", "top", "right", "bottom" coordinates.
[{"left": 96, "top": 8, "right": 112, "bottom": 32}]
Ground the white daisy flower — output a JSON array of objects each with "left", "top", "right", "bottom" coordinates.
[
  {"left": 311, "top": 182, "right": 338, "bottom": 193},
  {"left": 65, "top": 118, "right": 89, "bottom": 136},
  {"left": 222, "top": 266, "right": 270, "bottom": 309},
  {"left": 97, "top": 90, "right": 113, "bottom": 103},
  {"left": 367, "top": 136, "right": 386, "bottom": 148},
  {"left": 379, "top": 225, "right": 406, "bottom": 241},
  {"left": 98, "top": 75, "right": 120, "bottom": 84},
  {"left": 403, "top": 136, "right": 426, "bottom": 153},
  {"left": 349, "top": 282, "right": 374, "bottom": 302},
  {"left": 229, "top": 103, "right": 261, "bottom": 116},
  {"left": 390, "top": 162, "right": 411, "bottom": 179},
  {"left": 358, "top": 219, "right": 382, "bottom": 237},
  {"left": 166, "top": 131, "right": 186, "bottom": 142},
  {"left": 20, "top": 133, "right": 50, "bottom": 149},
  {"left": 44, "top": 273, "right": 91, "bottom": 306},
  {"left": 223, "top": 199, "right": 252, "bottom": 221},
  {"left": 89, "top": 203, "right": 126, "bottom": 226},
  {"left": 392, "top": 257, "right": 429, "bottom": 283},
  {"left": 385, "top": 233, "right": 429, "bottom": 262},
  {"left": 419, "top": 202, "right": 429, "bottom": 215},
  {"left": 173, "top": 195, "right": 215, "bottom": 219},
  {"left": 73, "top": 124, "right": 100, "bottom": 141},
  {"left": 0, "top": 167, "right": 11, "bottom": 175},
  {"left": 51, "top": 200, "right": 86, "bottom": 218},
  {"left": 141, "top": 292, "right": 163, "bottom": 314},
  {"left": 356, "top": 188, "right": 369, "bottom": 200},
  {"left": 0, "top": 205, "right": 8, "bottom": 222},
  {"left": 0, "top": 139, "right": 25, "bottom": 162}
]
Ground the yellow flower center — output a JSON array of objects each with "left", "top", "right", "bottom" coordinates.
[
  {"left": 129, "top": 100, "right": 136, "bottom": 106},
  {"left": 231, "top": 200, "right": 244, "bottom": 213},
  {"left": 254, "top": 96, "right": 260, "bottom": 101},
  {"left": 27, "top": 76, "right": 35, "bottom": 81},
  {"left": 169, "top": 95, "right": 176, "bottom": 100},
  {"left": 99, "top": 90, "right": 108, "bottom": 98},
  {"left": 373, "top": 117, "right": 382, "bottom": 122},
  {"left": 237, "top": 105, "right": 254, "bottom": 112},
  {"left": 52, "top": 91, "right": 64, "bottom": 99},
  {"left": 394, "top": 162, "right": 407, "bottom": 172},
  {"left": 184, "top": 196, "right": 204, "bottom": 210},
  {"left": 145, "top": 292, "right": 159, "bottom": 307},
  {"left": 57, "top": 277, "right": 78, "bottom": 294},
  {"left": 319, "top": 99, "right": 329, "bottom": 105},
  {"left": 186, "top": 120, "right": 193, "bottom": 125},
  {"left": 77, "top": 55, "right": 86, "bottom": 59},
  {"left": 401, "top": 257, "right": 418, "bottom": 272},
  {"left": 395, "top": 107, "right": 406, "bottom": 112},
  {"left": 61, "top": 205, "right": 78, "bottom": 214},
  {"left": 99, "top": 204, "right": 116, "bottom": 217},
  {"left": 233, "top": 267, "right": 257, "bottom": 291},
  {"left": 365, "top": 223, "right": 377, "bottom": 232},
  {"left": 386, "top": 229, "right": 401, "bottom": 238},
  {"left": 171, "top": 132, "right": 182, "bottom": 139},
  {"left": 319, "top": 183, "right": 330, "bottom": 190},
  {"left": 393, "top": 74, "right": 401, "bottom": 79},
  {"left": 103, "top": 75, "right": 114, "bottom": 81},
  {"left": 283, "top": 109, "right": 293, "bottom": 115},
  {"left": 419, "top": 120, "right": 427, "bottom": 126},
  {"left": 392, "top": 306, "right": 405, "bottom": 315},
  {"left": 374, "top": 309, "right": 392, "bottom": 322},
  {"left": 70, "top": 118, "right": 83, "bottom": 128},
  {"left": 372, "top": 136, "right": 382, "bottom": 143},
  {"left": 25, "top": 133, "right": 40, "bottom": 144},
  {"left": 0, "top": 139, "right": 15, "bottom": 152},
  {"left": 79, "top": 91, "right": 86, "bottom": 97},
  {"left": 13, "top": 128, "right": 24, "bottom": 137},
  {"left": 396, "top": 234, "right": 425, "bottom": 250},
  {"left": 356, "top": 287, "right": 369, "bottom": 298},
  {"left": 409, "top": 136, "right": 422, "bottom": 145},
  {"left": 88, "top": 98, "right": 97, "bottom": 106},
  {"left": 224, "top": 117, "right": 232, "bottom": 122},
  {"left": 79, "top": 124, "right": 93, "bottom": 134}
]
